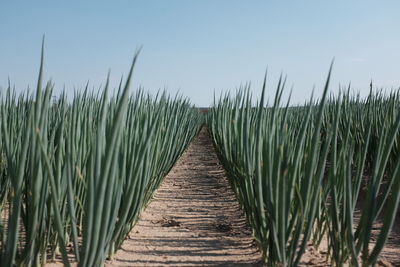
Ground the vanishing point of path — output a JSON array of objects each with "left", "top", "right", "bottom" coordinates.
[{"left": 107, "top": 128, "right": 264, "bottom": 267}]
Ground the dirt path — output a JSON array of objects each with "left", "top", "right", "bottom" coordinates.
[{"left": 107, "top": 128, "right": 264, "bottom": 266}]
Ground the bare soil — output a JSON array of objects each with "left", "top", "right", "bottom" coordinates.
[{"left": 105, "top": 127, "right": 264, "bottom": 266}]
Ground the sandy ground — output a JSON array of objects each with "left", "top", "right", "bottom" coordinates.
[{"left": 105, "top": 128, "right": 264, "bottom": 267}]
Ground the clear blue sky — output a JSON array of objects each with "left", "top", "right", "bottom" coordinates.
[{"left": 1, "top": 1, "right": 399, "bottom": 106}]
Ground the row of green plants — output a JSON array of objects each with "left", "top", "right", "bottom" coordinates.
[
  {"left": 0, "top": 45, "right": 203, "bottom": 266},
  {"left": 208, "top": 66, "right": 400, "bottom": 267}
]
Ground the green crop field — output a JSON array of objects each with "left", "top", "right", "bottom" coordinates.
[
  {"left": 208, "top": 66, "right": 400, "bottom": 267},
  {"left": 0, "top": 46, "right": 203, "bottom": 266},
  {"left": 1, "top": 45, "right": 399, "bottom": 267}
]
